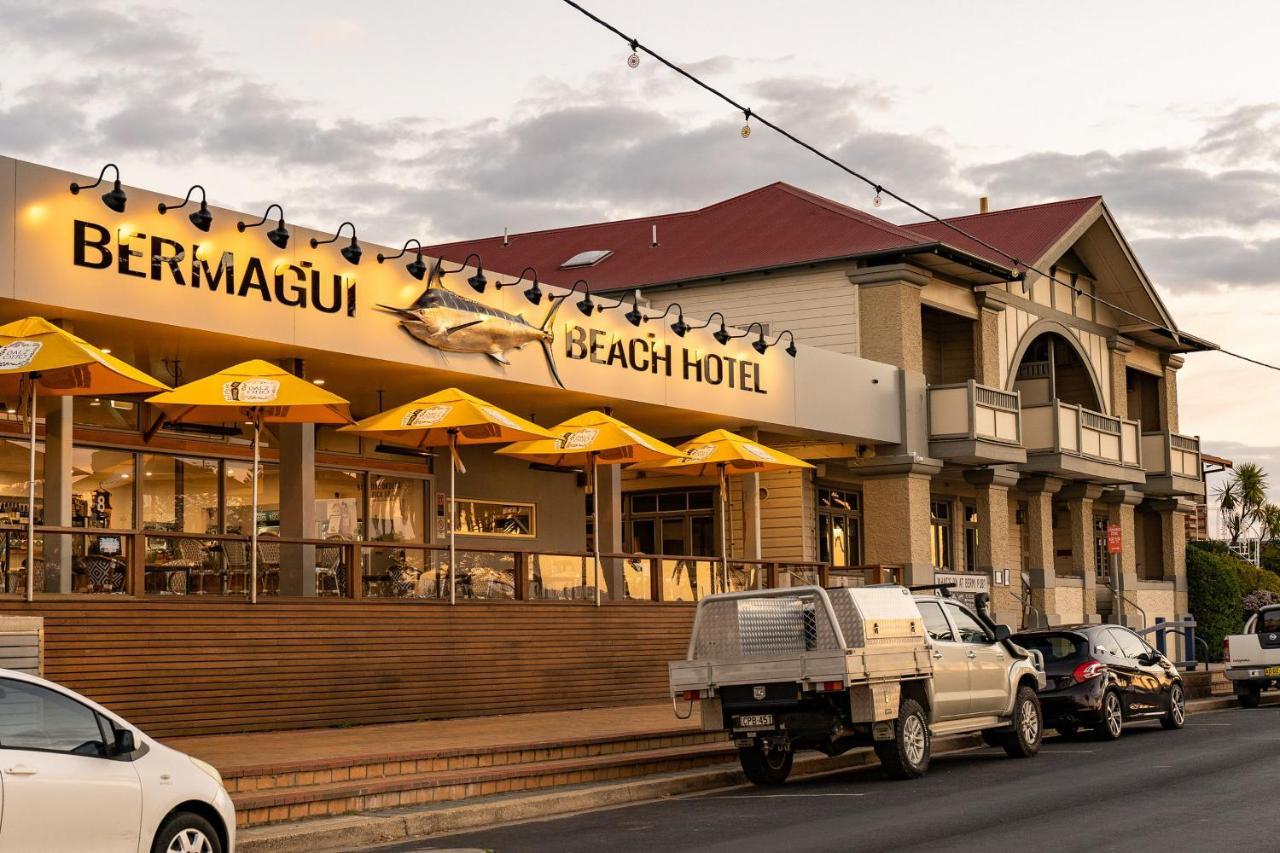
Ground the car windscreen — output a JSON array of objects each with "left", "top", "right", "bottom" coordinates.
[{"left": 1012, "top": 632, "right": 1087, "bottom": 663}]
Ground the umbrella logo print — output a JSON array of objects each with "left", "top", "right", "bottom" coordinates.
[
  {"left": 0, "top": 340, "right": 42, "bottom": 369},
  {"left": 222, "top": 378, "right": 280, "bottom": 403},
  {"left": 742, "top": 443, "right": 776, "bottom": 462},
  {"left": 558, "top": 428, "right": 599, "bottom": 450},
  {"left": 688, "top": 444, "right": 717, "bottom": 461},
  {"left": 402, "top": 405, "right": 452, "bottom": 427}
]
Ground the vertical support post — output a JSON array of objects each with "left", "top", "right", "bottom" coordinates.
[
  {"left": 719, "top": 463, "right": 729, "bottom": 593},
  {"left": 250, "top": 416, "right": 260, "bottom": 605},
  {"left": 1154, "top": 616, "right": 1167, "bottom": 655},
  {"left": 44, "top": 395, "right": 73, "bottom": 593},
  {"left": 591, "top": 454, "right": 601, "bottom": 607},
  {"left": 278, "top": 422, "right": 315, "bottom": 596},
  {"left": 348, "top": 541, "right": 363, "bottom": 599},
  {"left": 25, "top": 381, "right": 37, "bottom": 603},
  {"left": 449, "top": 430, "right": 457, "bottom": 606},
  {"left": 127, "top": 531, "right": 145, "bottom": 596}
]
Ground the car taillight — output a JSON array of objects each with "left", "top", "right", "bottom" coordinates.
[
  {"left": 681, "top": 690, "right": 701, "bottom": 702},
  {"left": 1072, "top": 660, "right": 1106, "bottom": 683},
  {"left": 819, "top": 680, "right": 844, "bottom": 692},
  {"left": 1223, "top": 638, "right": 1231, "bottom": 663}
]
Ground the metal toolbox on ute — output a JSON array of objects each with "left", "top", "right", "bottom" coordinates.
[{"left": 671, "top": 586, "right": 932, "bottom": 724}]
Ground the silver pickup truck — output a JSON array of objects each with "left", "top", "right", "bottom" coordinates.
[
  {"left": 670, "top": 585, "right": 1046, "bottom": 784},
  {"left": 1225, "top": 604, "right": 1280, "bottom": 707}
]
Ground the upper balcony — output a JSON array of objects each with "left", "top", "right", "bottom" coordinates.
[
  {"left": 927, "top": 381, "right": 1026, "bottom": 466},
  {"left": 1020, "top": 400, "right": 1145, "bottom": 485},
  {"left": 1141, "top": 431, "right": 1204, "bottom": 497}
]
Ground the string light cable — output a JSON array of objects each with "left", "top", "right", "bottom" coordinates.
[{"left": 558, "top": 0, "right": 1280, "bottom": 373}]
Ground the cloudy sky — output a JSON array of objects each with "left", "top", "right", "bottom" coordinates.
[{"left": 3, "top": 0, "right": 1280, "bottom": 502}]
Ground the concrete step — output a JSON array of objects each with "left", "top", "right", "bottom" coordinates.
[{"left": 233, "top": 738, "right": 736, "bottom": 828}]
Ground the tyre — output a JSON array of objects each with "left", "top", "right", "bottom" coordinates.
[
  {"left": 874, "top": 697, "right": 931, "bottom": 779},
  {"left": 1094, "top": 689, "right": 1124, "bottom": 740},
  {"left": 1054, "top": 721, "right": 1081, "bottom": 739},
  {"left": 152, "top": 811, "right": 222, "bottom": 853},
  {"left": 1160, "top": 683, "right": 1186, "bottom": 730},
  {"left": 999, "top": 685, "right": 1043, "bottom": 758},
  {"left": 1237, "top": 686, "right": 1262, "bottom": 709},
  {"left": 739, "top": 742, "right": 793, "bottom": 786}
]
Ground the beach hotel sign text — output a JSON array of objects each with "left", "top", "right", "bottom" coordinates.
[{"left": 0, "top": 156, "right": 903, "bottom": 441}]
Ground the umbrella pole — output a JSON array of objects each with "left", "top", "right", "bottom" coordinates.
[
  {"left": 25, "top": 381, "right": 37, "bottom": 602},
  {"left": 449, "top": 431, "right": 457, "bottom": 606},
  {"left": 250, "top": 417, "right": 260, "bottom": 605},
  {"left": 592, "top": 454, "right": 601, "bottom": 607},
  {"left": 719, "top": 463, "right": 729, "bottom": 594}
]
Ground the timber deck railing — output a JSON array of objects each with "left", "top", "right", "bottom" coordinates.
[{"left": 0, "top": 525, "right": 900, "bottom": 604}]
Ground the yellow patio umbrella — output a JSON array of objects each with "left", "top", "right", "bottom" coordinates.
[
  {"left": 499, "top": 411, "right": 686, "bottom": 605},
  {"left": 147, "top": 360, "right": 352, "bottom": 602},
  {"left": 338, "top": 388, "right": 555, "bottom": 604},
  {"left": 633, "top": 429, "right": 813, "bottom": 590},
  {"left": 0, "top": 317, "right": 170, "bottom": 601}
]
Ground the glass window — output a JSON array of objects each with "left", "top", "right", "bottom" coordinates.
[
  {"left": 931, "top": 500, "right": 952, "bottom": 570},
  {"left": 369, "top": 475, "right": 426, "bottom": 543},
  {"left": 946, "top": 603, "right": 991, "bottom": 644},
  {"left": 72, "top": 447, "right": 135, "bottom": 530},
  {"left": 73, "top": 397, "right": 140, "bottom": 431},
  {"left": 1094, "top": 515, "right": 1110, "bottom": 581},
  {"left": 141, "top": 455, "right": 221, "bottom": 535},
  {"left": 818, "top": 486, "right": 862, "bottom": 568},
  {"left": 454, "top": 499, "right": 535, "bottom": 538},
  {"left": 1012, "top": 632, "right": 1087, "bottom": 663},
  {"left": 0, "top": 679, "right": 108, "bottom": 756},
  {"left": 1259, "top": 609, "right": 1280, "bottom": 634},
  {"left": 622, "top": 489, "right": 716, "bottom": 557},
  {"left": 225, "top": 459, "right": 279, "bottom": 536},
  {"left": 1107, "top": 628, "right": 1148, "bottom": 659},
  {"left": 918, "top": 601, "right": 954, "bottom": 642},
  {"left": 963, "top": 504, "right": 978, "bottom": 573},
  {"left": 315, "top": 468, "right": 364, "bottom": 539},
  {"left": 0, "top": 437, "right": 43, "bottom": 524}
]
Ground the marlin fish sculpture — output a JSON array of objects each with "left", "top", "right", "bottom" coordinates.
[{"left": 378, "top": 284, "right": 566, "bottom": 388}]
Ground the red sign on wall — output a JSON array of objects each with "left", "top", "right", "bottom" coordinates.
[{"left": 1107, "top": 524, "right": 1123, "bottom": 554}]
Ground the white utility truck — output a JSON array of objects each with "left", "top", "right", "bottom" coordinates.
[
  {"left": 670, "top": 585, "right": 1045, "bottom": 783},
  {"left": 1225, "top": 604, "right": 1280, "bottom": 707}
]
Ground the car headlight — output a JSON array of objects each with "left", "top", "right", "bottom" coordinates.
[{"left": 189, "top": 756, "right": 224, "bottom": 787}]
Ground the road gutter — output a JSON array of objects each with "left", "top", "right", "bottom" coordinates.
[{"left": 238, "top": 694, "right": 1273, "bottom": 853}]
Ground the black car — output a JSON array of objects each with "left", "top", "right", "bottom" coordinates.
[{"left": 1011, "top": 624, "right": 1185, "bottom": 740}]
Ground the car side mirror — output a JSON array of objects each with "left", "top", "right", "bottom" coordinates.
[
  {"left": 113, "top": 728, "right": 136, "bottom": 756},
  {"left": 992, "top": 624, "right": 1012, "bottom": 642}
]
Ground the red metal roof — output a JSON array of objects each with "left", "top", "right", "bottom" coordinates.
[
  {"left": 422, "top": 183, "right": 1100, "bottom": 290},
  {"left": 904, "top": 196, "right": 1101, "bottom": 271}
]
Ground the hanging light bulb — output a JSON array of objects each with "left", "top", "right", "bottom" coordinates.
[
  {"left": 627, "top": 38, "right": 640, "bottom": 68},
  {"left": 873, "top": 185, "right": 883, "bottom": 207},
  {"left": 741, "top": 107, "right": 752, "bottom": 139}
]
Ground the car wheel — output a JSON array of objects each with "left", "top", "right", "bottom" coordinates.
[
  {"left": 874, "top": 698, "right": 931, "bottom": 779},
  {"left": 1237, "top": 686, "right": 1262, "bottom": 709},
  {"left": 1160, "top": 683, "right": 1186, "bottom": 730},
  {"left": 738, "top": 742, "right": 793, "bottom": 786},
  {"left": 999, "top": 685, "right": 1042, "bottom": 758},
  {"left": 1094, "top": 690, "right": 1124, "bottom": 740},
  {"left": 152, "top": 812, "right": 221, "bottom": 853}
]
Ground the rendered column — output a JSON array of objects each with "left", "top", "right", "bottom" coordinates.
[
  {"left": 1101, "top": 488, "right": 1142, "bottom": 628},
  {"left": 42, "top": 396, "right": 74, "bottom": 592},
  {"left": 1061, "top": 482, "right": 1104, "bottom": 624},
  {"left": 848, "top": 263, "right": 930, "bottom": 373},
  {"left": 278, "top": 423, "right": 316, "bottom": 596},
  {"left": 1020, "top": 476, "right": 1063, "bottom": 626},
  {"left": 597, "top": 462, "right": 625, "bottom": 600},
  {"left": 964, "top": 467, "right": 1019, "bottom": 623},
  {"left": 1107, "top": 337, "right": 1132, "bottom": 419},
  {"left": 973, "top": 292, "right": 1007, "bottom": 386},
  {"left": 860, "top": 469, "right": 936, "bottom": 586}
]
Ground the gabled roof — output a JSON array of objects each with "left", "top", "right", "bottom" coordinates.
[
  {"left": 903, "top": 196, "right": 1103, "bottom": 272},
  {"left": 421, "top": 182, "right": 1013, "bottom": 291}
]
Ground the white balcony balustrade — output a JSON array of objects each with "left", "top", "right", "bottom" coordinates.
[
  {"left": 1020, "top": 399, "right": 1144, "bottom": 484},
  {"left": 927, "top": 381, "right": 1025, "bottom": 465},
  {"left": 1141, "top": 431, "right": 1204, "bottom": 496}
]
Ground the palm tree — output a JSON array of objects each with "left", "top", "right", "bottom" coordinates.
[
  {"left": 1261, "top": 503, "right": 1280, "bottom": 543},
  {"left": 1219, "top": 463, "right": 1271, "bottom": 544}
]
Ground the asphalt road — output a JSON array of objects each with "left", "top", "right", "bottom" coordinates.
[{"left": 371, "top": 704, "right": 1280, "bottom": 853}]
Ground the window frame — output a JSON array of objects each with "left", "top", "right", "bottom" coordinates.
[
  {"left": 0, "top": 677, "right": 112, "bottom": 759},
  {"left": 916, "top": 600, "right": 956, "bottom": 643},
  {"left": 817, "top": 485, "right": 863, "bottom": 568},
  {"left": 944, "top": 601, "right": 993, "bottom": 644},
  {"left": 451, "top": 497, "right": 537, "bottom": 539}
]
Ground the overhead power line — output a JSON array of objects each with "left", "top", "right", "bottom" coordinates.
[{"left": 559, "top": 0, "right": 1280, "bottom": 373}]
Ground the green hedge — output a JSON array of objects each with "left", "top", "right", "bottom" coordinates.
[{"left": 1187, "top": 542, "right": 1244, "bottom": 661}]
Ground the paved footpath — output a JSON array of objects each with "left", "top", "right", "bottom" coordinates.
[{"left": 373, "top": 704, "right": 1280, "bottom": 853}]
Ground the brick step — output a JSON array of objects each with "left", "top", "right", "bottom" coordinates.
[
  {"left": 222, "top": 728, "right": 724, "bottom": 796},
  {"left": 234, "top": 740, "right": 738, "bottom": 828}
]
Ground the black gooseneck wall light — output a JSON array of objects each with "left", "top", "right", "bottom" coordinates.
[
  {"left": 623, "top": 290, "right": 647, "bottom": 327},
  {"left": 310, "top": 221, "right": 362, "bottom": 265},
  {"left": 493, "top": 267, "right": 544, "bottom": 305},
  {"left": 237, "top": 204, "right": 291, "bottom": 250},
  {"left": 765, "top": 330, "right": 799, "bottom": 357},
  {"left": 647, "top": 303, "right": 691, "bottom": 337},
  {"left": 430, "top": 253, "right": 487, "bottom": 293},
  {"left": 378, "top": 239, "right": 428, "bottom": 280},
  {"left": 683, "top": 311, "right": 732, "bottom": 345},
  {"left": 564, "top": 280, "right": 626, "bottom": 317},
  {"left": 158, "top": 184, "right": 213, "bottom": 232},
  {"left": 69, "top": 163, "right": 127, "bottom": 213}
]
